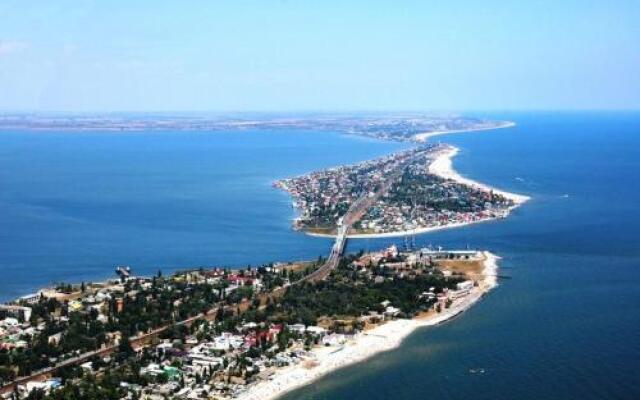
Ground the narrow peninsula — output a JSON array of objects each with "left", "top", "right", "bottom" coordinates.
[
  {"left": 0, "top": 115, "right": 527, "bottom": 400},
  {"left": 276, "top": 143, "right": 528, "bottom": 238}
]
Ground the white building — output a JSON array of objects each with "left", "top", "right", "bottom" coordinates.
[{"left": 456, "top": 280, "right": 474, "bottom": 291}]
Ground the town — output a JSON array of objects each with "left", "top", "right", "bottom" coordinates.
[
  {"left": 355, "top": 155, "right": 515, "bottom": 235},
  {"left": 275, "top": 145, "right": 442, "bottom": 234},
  {"left": 276, "top": 144, "right": 515, "bottom": 237},
  {"left": 0, "top": 246, "right": 490, "bottom": 400}
]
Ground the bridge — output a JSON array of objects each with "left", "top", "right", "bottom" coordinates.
[
  {"left": 301, "top": 223, "right": 348, "bottom": 282},
  {"left": 299, "top": 146, "right": 440, "bottom": 283}
]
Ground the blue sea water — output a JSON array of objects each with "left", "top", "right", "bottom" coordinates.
[
  {"left": 0, "top": 129, "right": 409, "bottom": 301},
  {"left": 1, "top": 112, "right": 639, "bottom": 399}
]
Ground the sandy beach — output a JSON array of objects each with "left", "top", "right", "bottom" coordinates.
[
  {"left": 429, "top": 145, "right": 530, "bottom": 205},
  {"left": 306, "top": 218, "right": 502, "bottom": 239},
  {"left": 237, "top": 252, "right": 499, "bottom": 400},
  {"left": 412, "top": 121, "right": 516, "bottom": 143}
]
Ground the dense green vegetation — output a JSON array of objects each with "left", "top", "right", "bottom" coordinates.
[
  {"left": 0, "top": 277, "right": 222, "bottom": 385},
  {"left": 276, "top": 254, "right": 462, "bottom": 326},
  {"left": 2, "top": 249, "right": 469, "bottom": 399},
  {"left": 386, "top": 166, "right": 513, "bottom": 213}
]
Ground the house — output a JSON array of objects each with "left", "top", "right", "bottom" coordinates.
[
  {"left": 322, "top": 333, "right": 347, "bottom": 346},
  {"left": 384, "top": 245, "right": 398, "bottom": 259},
  {"left": 18, "top": 293, "right": 41, "bottom": 305},
  {"left": 358, "top": 311, "right": 384, "bottom": 324},
  {"left": 384, "top": 306, "right": 401, "bottom": 318},
  {"left": 288, "top": 323, "right": 306, "bottom": 335},
  {"left": 48, "top": 332, "right": 63, "bottom": 345},
  {"left": 419, "top": 291, "right": 437, "bottom": 301},
  {"left": 20, "top": 378, "right": 61, "bottom": 396},
  {"left": 68, "top": 300, "right": 83, "bottom": 312},
  {"left": 189, "top": 353, "right": 223, "bottom": 368},
  {"left": 212, "top": 332, "right": 244, "bottom": 350},
  {"left": 1, "top": 318, "right": 19, "bottom": 328},
  {"left": 106, "top": 331, "right": 122, "bottom": 345},
  {"left": 203, "top": 268, "right": 225, "bottom": 282},
  {"left": 241, "top": 322, "right": 258, "bottom": 331},
  {"left": 156, "top": 342, "right": 173, "bottom": 357},
  {"left": 269, "top": 324, "right": 283, "bottom": 340},
  {"left": 141, "top": 363, "right": 165, "bottom": 377},
  {"left": 456, "top": 280, "right": 474, "bottom": 291},
  {"left": 185, "top": 336, "right": 198, "bottom": 346},
  {"left": 0, "top": 305, "right": 32, "bottom": 322},
  {"left": 95, "top": 291, "right": 111, "bottom": 302},
  {"left": 226, "top": 274, "right": 262, "bottom": 288},
  {"left": 305, "top": 326, "right": 327, "bottom": 337}
]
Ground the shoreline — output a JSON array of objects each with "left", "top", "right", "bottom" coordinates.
[
  {"left": 305, "top": 217, "right": 508, "bottom": 239},
  {"left": 302, "top": 144, "right": 530, "bottom": 239},
  {"left": 429, "top": 145, "right": 530, "bottom": 204},
  {"left": 412, "top": 121, "right": 516, "bottom": 143},
  {"left": 237, "top": 251, "right": 500, "bottom": 400}
]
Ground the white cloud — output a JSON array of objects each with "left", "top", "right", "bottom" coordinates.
[{"left": 0, "top": 40, "right": 28, "bottom": 56}]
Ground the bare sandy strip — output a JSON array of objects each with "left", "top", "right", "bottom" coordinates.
[
  {"left": 429, "top": 145, "right": 530, "bottom": 204},
  {"left": 412, "top": 121, "right": 516, "bottom": 143},
  {"left": 236, "top": 252, "right": 500, "bottom": 400},
  {"left": 307, "top": 218, "right": 506, "bottom": 239}
]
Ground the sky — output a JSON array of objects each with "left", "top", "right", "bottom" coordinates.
[{"left": 0, "top": 1, "right": 639, "bottom": 112}]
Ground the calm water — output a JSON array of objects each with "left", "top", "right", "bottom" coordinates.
[
  {"left": 2, "top": 112, "right": 640, "bottom": 399},
  {"left": 0, "top": 129, "right": 408, "bottom": 300}
]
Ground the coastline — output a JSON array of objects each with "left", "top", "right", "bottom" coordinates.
[
  {"left": 306, "top": 217, "right": 508, "bottom": 239},
  {"left": 429, "top": 145, "right": 530, "bottom": 204},
  {"left": 412, "top": 121, "right": 516, "bottom": 143},
  {"left": 237, "top": 251, "right": 500, "bottom": 400},
  {"left": 303, "top": 144, "right": 530, "bottom": 239}
]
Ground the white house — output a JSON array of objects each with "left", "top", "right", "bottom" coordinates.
[{"left": 305, "top": 326, "right": 327, "bottom": 337}]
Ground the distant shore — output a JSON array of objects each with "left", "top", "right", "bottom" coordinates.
[
  {"left": 237, "top": 251, "right": 500, "bottom": 400},
  {"left": 412, "top": 121, "right": 516, "bottom": 143},
  {"left": 304, "top": 144, "right": 529, "bottom": 239}
]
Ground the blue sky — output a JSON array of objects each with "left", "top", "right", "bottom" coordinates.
[{"left": 0, "top": 1, "right": 638, "bottom": 112}]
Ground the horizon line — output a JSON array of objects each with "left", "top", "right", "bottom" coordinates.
[{"left": 1, "top": 108, "right": 639, "bottom": 115}]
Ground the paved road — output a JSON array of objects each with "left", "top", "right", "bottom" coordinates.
[
  {"left": 301, "top": 148, "right": 434, "bottom": 283},
  {"left": 301, "top": 224, "right": 348, "bottom": 282}
]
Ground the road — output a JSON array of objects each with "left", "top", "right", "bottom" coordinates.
[
  {"left": 301, "top": 148, "right": 434, "bottom": 283},
  {"left": 301, "top": 224, "right": 348, "bottom": 282}
]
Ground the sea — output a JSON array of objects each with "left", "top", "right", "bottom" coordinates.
[{"left": 1, "top": 112, "right": 639, "bottom": 399}]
